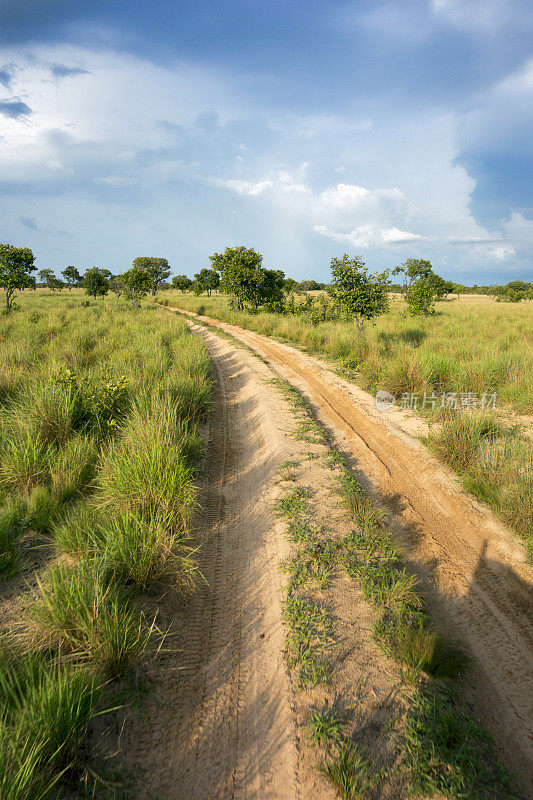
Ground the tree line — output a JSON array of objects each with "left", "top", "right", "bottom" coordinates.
[{"left": 1, "top": 242, "right": 530, "bottom": 338}]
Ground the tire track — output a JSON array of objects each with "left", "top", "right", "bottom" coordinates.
[
  {"left": 171, "top": 307, "right": 533, "bottom": 791},
  {"left": 123, "top": 326, "right": 298, "bottom": 800}
]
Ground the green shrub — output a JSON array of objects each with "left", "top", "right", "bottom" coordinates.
[
  {"left": 98, "top": 407, "right": 199, "bottom": 526},
  {"left": 99, "top": 509, "right": 197, "bottom": 592},
  {"left": 30, "top": 558, "right": 152, "bottom": 677}
]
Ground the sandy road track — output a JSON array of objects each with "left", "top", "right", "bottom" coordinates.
[
  {"left": 171, "top": 307, "right": 533, "bottom": 790},
  {"left": 123, "top": 325, "right": 301, "bottom": 799}
]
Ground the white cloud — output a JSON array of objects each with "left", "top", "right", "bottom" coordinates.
[
  {"left": 314, "top": 223, "right": 427, "bottom": 248},
  {"left": 431, "top": 0, "right": 533, "bottom": 34},
  {"left": 0, "top": 41, "right": 529, "bottom": 279},
  {"left": 212, "top": 178, "right": 273, "bottom": 195}
]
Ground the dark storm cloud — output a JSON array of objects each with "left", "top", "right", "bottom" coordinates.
[{"left": 0, "top": 99, "right": 32, "bottom": 119}]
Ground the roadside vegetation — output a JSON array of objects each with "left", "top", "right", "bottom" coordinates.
[
  {"left": 0, "top": 291, "right": 211, "bottom": 797},
  {"left": 155, "top": 245, "right": 531, "bottom": 555},
  {"left": 271, "top": 375, "right": 523, "bottom": 800}
]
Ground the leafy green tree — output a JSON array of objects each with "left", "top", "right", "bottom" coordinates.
[
  {"left": 406, "top": 278, "right": 436, "bottom": 315},
  {"left": 211, "top": 246, "right": 285, "bottom": 311},
  {"left": 38, "top": 268, "right": 55, "bottom": 287},
  {"left": 284, "top": 278, "right": 299, "bottom": 293},
  {"left": 194, "top": 268, "right": 220, "bottom": 296},
  {"left": 425, "top": 273, "right": 453, "bottom": 300},
  {"left": 122, "top": 262, "right": 152, "bottom": 307},
  {"left": 392, "top": 258, "right": 433, "bottom": 296},
  {"left": 61, "top": 265, "right": 81, "bottom": 289},
  {"left": 172, "top": 274, "right": 192, "bottom": 292},
  {"left": 132, "top": 257, "right": 171, "bottom": 296},
  {"left": 0, "top": 243, "right": 36, "bottom": 311},
  {"left": 330, "top": 254, "right": 389, "bottom": 339},
  {"left": 83, "top": 267, "right": 109, "bottom": 299},
  {"left": 109, "top": 275, "right": 124, "bottom": 296}
]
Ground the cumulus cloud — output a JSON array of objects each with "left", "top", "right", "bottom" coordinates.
[
  {"left": 213, "top": 178, "right": 273, "bottom": 195},
  {"left": 0, "top": 41, "right": 529, "bottom": 279}
]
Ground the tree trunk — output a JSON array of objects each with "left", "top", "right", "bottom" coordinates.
[{"left": 354, "top": 315, "right": 366, "bottom": 340}]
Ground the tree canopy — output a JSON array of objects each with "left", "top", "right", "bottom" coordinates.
[
  {"left": 132, "top": 256, "right": 171, "bottom": 296},
  {"left": 211, "top": 246, "right": 285, "bottom": 310},
  {"left": 194, "top": 268, "right": 220, "bottom": 296},
  {"left": 0, "top": 243, "right": 36, "bottom": 310},
  {"left": 83, "top": 267, "right": 109, "bottom": 299},
  {"left": 61, "top": 266, "right": 82, "bottom": 289},
  {"left": 122, "top": 263, "right": 152, "bottom": 307},
  {"left": 172, "top": 274, "right": 193, "bottom": 292},
  {"left": 330, "top": 254, "right": 389, "bottom": 338}
]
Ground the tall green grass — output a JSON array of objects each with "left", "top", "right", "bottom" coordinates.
[
  {"left": 163, "top": 291, "right": 532, "bottom": 413},
  {"left": 428, "top": 413, "right": 533, "bottom": 557},
  {"left": 0, "top": 292, "right": 212, "bottom": 796}
]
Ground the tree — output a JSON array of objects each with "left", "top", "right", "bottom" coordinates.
[
  {"left": 330, "top": 254, "right": 389, "bottom": 339},
  {"left": 0, "top": 243, "right": 36, "bottom": 311},
  {"left": 172, "top": 274, "right": 192, "bottom": 292},
  {"left": 392, "top": 258, "right": 433, "bottom": 296},
  {"left": 83, "top": 267, "right": 109, "bottom": 299},
  {"left": 211, "top": 246, "right": 285, "bottom": 310},
  {"left": 194, "top": 268, "right": 220, "bottom": 296},
  {"left": 122, "top": 263, "right": 152, "bottom": 307},
  {"left": 61, "top": 266, "right": 81, "bottom": 289},
  {"left": 405, "top": 278, "right": 436, "bottom": 316},
  {"left": 132, "top": 257, "right": 171, "bottom": 296},
  {"left": 284, "top": 278, "right": 299, "bottom": 293},
  {"left": 38, "top": 268, "right": 55, "bottom": 287}
]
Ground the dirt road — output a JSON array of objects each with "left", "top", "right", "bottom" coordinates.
[
  {"left": 123, "top": 325, "right": 300, "bottom": 799},
  {"left": 171, "top": 307, "right": 533, "bottom": 791}
]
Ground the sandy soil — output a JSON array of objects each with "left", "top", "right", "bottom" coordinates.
[
  {"left": 121, "top": 320, "right": 426, "bottom": 800},
  {"left": 171, "top": 306, "right": 533, "bottom": 794},
  {"left": 122, "top": 326, "right": 300, "bottom": 799}
]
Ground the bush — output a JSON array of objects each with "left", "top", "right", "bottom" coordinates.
[
  {"left": 99, "top": 509, "right": 197, "bottom": 591},
  {"left": 30, "top": 558, "right": 152, "bottom": 677},
  {"left": 98, "top": 406, "right": 199, "bottom": 525}
]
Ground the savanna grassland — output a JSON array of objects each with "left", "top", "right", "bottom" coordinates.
[
  {"left": 0, "top": 290, "right": 211, "bottom": 798},
  {"left": 160, "top": 291, "right": 533, "bottom": 556}
]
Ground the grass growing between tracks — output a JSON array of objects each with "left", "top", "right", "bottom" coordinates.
[
  {"left": 270, "top": 376, "right": 522, "bottom": 799},
  {"left": 0, "top": 292, "right": 212, "bottom": 798}
]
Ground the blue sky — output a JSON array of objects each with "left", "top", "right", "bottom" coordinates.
[{"left": 0, "top": 0, "right": 532, "bottom": 283}]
